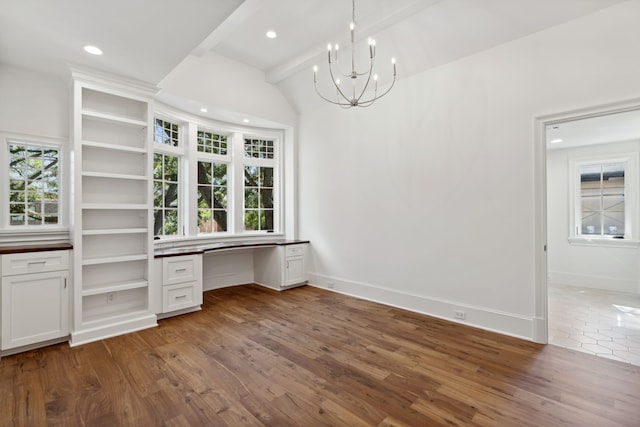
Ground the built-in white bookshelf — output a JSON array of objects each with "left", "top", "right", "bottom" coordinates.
[{"left": 71, "top": 68, "right": 158, "bottom": 345}]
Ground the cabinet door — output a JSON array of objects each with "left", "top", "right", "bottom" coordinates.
[
  {"left": 1, "top": 271, "right": 69, "bottom": 350},
  {"left": 285, "top": 256, "right": 305, "bottom": 287}
]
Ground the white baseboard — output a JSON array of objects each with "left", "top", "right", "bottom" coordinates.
[
  {"left": 70, "top": 314, "right": 158, "bottom": 347},
  {"left": 308, "top": 272, "right": 536, "bottom": 342},
  {"left": 549, "top": 271, "right": 640, "bottom": 293}
]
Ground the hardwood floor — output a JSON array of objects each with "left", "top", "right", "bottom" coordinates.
[{"left": 2, "top": 284, "right": 639, "bottom": 426}]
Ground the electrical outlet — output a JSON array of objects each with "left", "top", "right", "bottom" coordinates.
[
  {"left": 107, "top": 292, "right": 116, "bottom": 304},
  {"left": 327, "top": 281, "right": 334, "bottom": 289},
  {"left": 454, "top": 310, "right": 466, "bottom": 320}
]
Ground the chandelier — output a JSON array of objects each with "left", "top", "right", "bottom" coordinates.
[{"left": 313, "top": 0, "right": 396, "bottom": 108}]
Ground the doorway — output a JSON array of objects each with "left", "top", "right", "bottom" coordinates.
[{"left": 543, "top": 106, "right": 640, "bottom": 365}]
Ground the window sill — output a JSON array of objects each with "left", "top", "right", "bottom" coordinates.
[
  {"left": 568, "top": 236, "right": 640, "bottom": 248},
  {"left": 0, "top": 228, "right": 71, "bottom": 246}
]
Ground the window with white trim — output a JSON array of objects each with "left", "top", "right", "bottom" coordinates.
[
  {"left": 196, "top": 128, "right": 230, "bottom": 233},
  {"left": 153, "top": 111, "right": 282, "bottom": 240},
  {"left": 153, "top": 117, "right": 183, "bottom": 237},
  {"left": 5, "top": 140, "right": 61, "bottom": 227},
  {"left": 243, "top": 138, "right": 277, "bottom": 232},
  {"left": 570, "top": 153, "right": 638, "bottom": 241}
]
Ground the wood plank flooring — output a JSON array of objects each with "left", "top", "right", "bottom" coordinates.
[{"left": 1, "top": 284, "right": 639, "bottom": 426}]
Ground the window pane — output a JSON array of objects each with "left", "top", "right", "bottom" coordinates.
[
  {"left": 582, "top": 214, "right": 601, "bottom": 234},
  {"left": 214, "top": 187, "right": 227, "bottom": 209},
  {"left": 164, "top": 156, "right": 178, "bottom": 181},
  {"left": 260, "top": 189, "right": 273, "bottom": 208},
  {"left": 244, "top": 210, "right": 259, "bottom": 230},
  {"left": 165, "top": 184, "right": 178, "bottom": 207},
  {"left": 261, "top": 167, "right": 274, "bottom": 187},
  {"left": 163, "top": 210, "right": 178, "bottom": 235},
  {"left": 196, "top": 185, "right": 208, "bottom": 206},
  {"left": 245, "top": 189, "right": 258, "bottom": 208},
  {"left": 198, "top": 161, "right": 212, "bottom": 184}
]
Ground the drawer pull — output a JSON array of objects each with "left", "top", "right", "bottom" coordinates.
[
  {"left": 175, "top": 268, "right": 187, "bottom": 272},
  {"left": 175, "top": 295, "right": 187, "bottom": 299},
  {"left": 28, "top": 260, "right": 47, "bottom": 265}
]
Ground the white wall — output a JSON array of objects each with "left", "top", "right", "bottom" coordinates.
[
  {"left": 547, "top": 140, "right": 640, "bottom": 293},
  {"left": 158, "top": 51, "right": 297, "bottom": 128},
  {"left": 293, "top": 1, "right": 640, "bottom": 340},
  {"left": 0, "top": 63, "right": 69, "bottom": 139}
]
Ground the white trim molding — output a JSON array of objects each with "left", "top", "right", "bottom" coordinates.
[{"left": 308, "top": 272, "right": 536, "bottom": 342}]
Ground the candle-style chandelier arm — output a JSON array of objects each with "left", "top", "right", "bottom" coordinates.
[{"left": 327, "top": 60, "right": 354, "bottom": 105}]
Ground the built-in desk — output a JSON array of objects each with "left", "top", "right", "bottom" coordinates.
[{"left": 154, "top": 239, "right": 309, "bottom": 317}]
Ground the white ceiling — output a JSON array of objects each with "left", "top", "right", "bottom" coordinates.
[
  {"left": 0, "top": 0, "right": 244, "bottom": 84},
  {"left": 0, "top": 0, "right": 627, "bottom": 96},
  {"left": 547, "top": 109, "right": 640, "bottom": 150}
]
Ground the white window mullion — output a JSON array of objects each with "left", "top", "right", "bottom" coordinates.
[
  {"left": 187, "top": 122, "right": 199, "bottom": 237},
  {"left": 231, "top": 132, "right": 244, "bottom": 234}
]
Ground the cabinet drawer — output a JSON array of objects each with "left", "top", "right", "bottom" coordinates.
[
  {"left": 2, "top": 250, "right": 69, "bottom": 277},
  {"left": 285, "top": 245, "right": 305, "bottom": 257},
  {"left": 162, "top": 281, "right": 199, "bottom": 313},
  {"left": 163, "top": 255, "right": 200, "bottom": 285}
]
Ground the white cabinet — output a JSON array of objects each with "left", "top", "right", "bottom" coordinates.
[
  {"left": 254, "top": 243, "right": 308, "bottom": 290},
  {"left": 160, "top": 255, "right": 203, "bottom": 315},
  {"left": 1, "top": 251, "right": 69, "bottom": 351},
  {"left": 71, "top": 68, "right": 158, "bottom": 345}
]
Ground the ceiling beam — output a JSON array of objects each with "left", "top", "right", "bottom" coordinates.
[{"left": 191, "top": 0, "right": 263, "bottom": 57}]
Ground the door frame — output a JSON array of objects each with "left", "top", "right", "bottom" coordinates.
[{"left": 533, "top": 97, "right": 640, "bottom": 343}]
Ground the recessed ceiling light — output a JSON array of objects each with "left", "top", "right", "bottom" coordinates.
[
  {"left": 243, "top": 118, "right": 250, "bottom": 123},
  {"left": 550, "top": 138, "right": 563, "bottom": 144},
  {"left": 83, "top": 45, "right": 103, "bottom": 55},
  {"left": 200, "top": 108, "right": 208, "bottom": 113},
  {"left": 266, "top": 30, "right": 277, "bottom": 39}
]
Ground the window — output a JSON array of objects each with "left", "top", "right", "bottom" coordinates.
[
  {"left": 243, "top": 137, "right": 277, "bottom": 232},
  {"left": 570, "top": 153, "right": 638, "bottom": 242},
  {"left": 154, "top": 118, "right": 179, "bottom": 147},
  {"left": 7, "top": 142, "right": 60, "bottom": 227},
  {"left": 153, "top": 153, "right": 179, "bottom": 236},
  {"left": 244, "top": 166, "right": 274, "bottom": 231},
  {"left": 153, "top": 118, "right": 182, "bottom": 237},
  {"left": 244, "top": 138, "right": 274, "bottom": 159},
  {"left": 197, "top": 161, "right": 228, "bottom": 233},
  {"left": 197, "top": 131, "right": 227, "bottom": 155},
  {"left": 152, "top": 111, "right": 282, "bottom": 240},
  {"left": 579, "top": 162, "right": 625, "bottom": 236}
]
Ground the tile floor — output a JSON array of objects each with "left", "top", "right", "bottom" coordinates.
[{"left": 548, "top": 283, "right": 640, "bottom": 365}]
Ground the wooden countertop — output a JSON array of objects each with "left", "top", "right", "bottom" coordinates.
[
  {"left": 154, "top": 239, "right": 310, "bottom": 258},
  {"left": 0, "top": 242, "right": 73, "bottom": 255}
]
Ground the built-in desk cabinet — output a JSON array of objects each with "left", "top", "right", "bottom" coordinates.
[
  {"left": 155, "top": 254, "right": 203, "bottom": 316},
  {"left": 1, "top": 250, "right": 70, "bottom": 352},
  {"left": 254, "top": 243, "right": 308, "bottom": 290}
]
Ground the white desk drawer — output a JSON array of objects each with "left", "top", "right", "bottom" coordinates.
[
  {"left": 163, "top": 255, "right": 199, "bottom": 285},
  {"left": 285, "top": 245, "right": 305, "bottom": 257},
  {"left": 162, "top": 281, "right": 198, "bottom": 313},
  {"left": 2, "top": 250, "right": 69, "bottom": 277}
]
